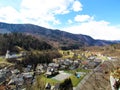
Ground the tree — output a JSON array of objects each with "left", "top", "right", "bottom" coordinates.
[
  {"left": 22, "top": 50, "right": 62, "bottom": 66},
  {"left": 0, "top": 33, "right": 52, "bottom": 55},
  {"left": 59, "top": 78, "right": 73, "bottom": 90},
  {"left": 32, "top": 76, "right": 45, "bottom": 90}
]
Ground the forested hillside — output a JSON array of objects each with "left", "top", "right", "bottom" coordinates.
[
  {"left": 0, "top": 22, "right": 119, "bottom": 50},
  {"left": 0, "top": 33, "right": 52, "bottom": 54}
]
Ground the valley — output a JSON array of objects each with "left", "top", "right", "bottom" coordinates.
[{"left": 0, "top": 23, "right": 120, "bottom": 90}]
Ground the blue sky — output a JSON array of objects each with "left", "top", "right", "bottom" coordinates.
[{"left": 0, "top": 0, "right": 120, "bottom": 40}]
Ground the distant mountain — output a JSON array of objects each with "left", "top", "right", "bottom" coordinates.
[{"left": 0, "top": 22, "right": 119, "bottom": 49}]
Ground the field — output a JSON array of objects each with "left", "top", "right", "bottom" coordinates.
[
  {"left": 0, "top": 57, "right": 4, "bottom": 63},
  {"left": 0, "top": 57, "right": 13, "bottom": 68}
]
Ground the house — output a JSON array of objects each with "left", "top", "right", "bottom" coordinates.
[
  {"left": 59, "top": 65, "right": 67, "bottom": 70},
  {"left": 69, "top": 66, "right": 76, "bottom": 70},
  {"left": 23, "top": 65, "right": 32, "bottom": 72},
  {"left": 94, "top": 59, "right": 101, "bottom": 66},
  {"left": 45, "top": 67, "right": 59, "bottom": 78},
  {"left": 88, "top": 56, "right": 96, "bottom": 60},
  {"left": 43, "top": 63, "right": 48, "bottom": 70},
  {"left": 0, "top": 75, "right": 6, "bottom": 84},
  {"left": 20, "top": 51, "right": 27, "bottom": 57},
  {"left": 16, "top": 74, "right": 24, "bottom": 86},
  {"left": 46, "top": 67, "right": 54, "bottom": 77},
  {"left": 69, "top": 60, "right": 73, "bottom": 64},
  {"left": 27, "top": 65, "right": 32, "bottom": 69},
  {"left": 58, "top": 60, "right": 64, "bottom": 65},
  {"left": 53, "top": 59, "right": 58, "bottom": 63},
  {"left": 22, "top": 72, "right": 33, "bottom": 85},
  {"left": 5, "top": 50, "right": 25, "bottom": 59},
  {"left": 36, "top": 64, "right": 44, "bottom": 75},
  {"left": 73, "top": 61, "right": 79, "bottom": 66},
  {"left": 48, "top": 63, "right": 59, "bottom": 68},
  {"left": 65, "top": 60, "right": 78, "bottom": 69},
  {"left": 11, "top": 69, "right": 20, "bottom": 74},
  {"left": 5, "top": 50, "right": 10, "bottom": 59},
  {"left": 77, "top": 59, "right": 81, "bottom": 63},
  {"left": 8, "top": 74, "right": 24, "bottom": 90},
  {"left": 63, "top": 59, "right": 71, "bottom": 66},
  {"left": 94, "top": 59, "right": 102, "bottom": 63},
  {"left": 81, "top": 60, "right": 89, "bottom": 68},
  {"left": 22, "top": 72, "right": 33, "bottom": 79},
  {"left": 8, "top": 76, "right": 17, "bottom": 85},
  {"left": 0, "top": 68, "right": 11, "bottom": 84},
  {"left": 85, "top": 61, "right": 99, "bottom": 69}
]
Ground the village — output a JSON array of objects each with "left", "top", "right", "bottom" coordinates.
[{"left": 0, "top": 50, "right": 111, "bottom": 90}]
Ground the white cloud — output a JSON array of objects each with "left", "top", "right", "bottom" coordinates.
[
  {"left": 62, "top": 20, "right": 120, "bottom": 40},
  {"left": 0, "top": 0, "right": 120, "bottom": 40},
  {"left": 20, "top": 0, "right": 82, "bottom": 23},
  {"left": 20, "top": 0, "right": 66, "bottom": 27},
  {"left": 68, "top": 19, "right": 73, "bottom": 24},
  {"left": 21, "top": 0, "right": 71, "bottom": 15},
  {"left": 74, "top": 15, "right": 93, "bottom": 22},
  {"left": 0, "top": 6, "right": 20, "bottom": 23},
  {"left": 0, "top": 0, "right": 83, "bottom": 28},
  {"left": 72, "top": 0, "right": 82, "bottom": 12}
]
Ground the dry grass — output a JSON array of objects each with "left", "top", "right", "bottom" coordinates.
[{"left": 78, "top": 59, "right": 120, "bottom": 90}]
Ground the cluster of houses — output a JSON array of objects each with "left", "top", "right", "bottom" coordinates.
[
  {"left": 0, "top": 58, "right": 102, "bottom": 90},
  {"left": 81, "top": 56, "right": 102, "bottom": 69},
  {"left": 36, "top": 56, "right": 102, "bottom": 78},
  {"left": 0, "top": 50, "right": 103, "bottom": 90},
  {"left": 35, "top": 59, "right": 81, "bottom": 77},
  {"left": 0, "top": 65, "right": 34, "bottom": 90}
]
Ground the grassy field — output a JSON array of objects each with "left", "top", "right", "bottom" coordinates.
[
  {"left": 63, "top": 68, "right": 90, "bottom": 87},
  {"left": 36, "top": 68, "right": 89, "bottom": 87},
  {"left": 70, "top": 75, "right": 84, "bottom": 87},
  {"left": 59, "top": 50, "right": 74, "bottom": 59},
  {"left": 37, "top": 75, "right": 60, "bottom": 85},
  {"left": 36, "top": 70, "right": 87, "bottom": 87},
  {"left": 0, "top": 57, "right": 14, "bottom": 67},
  {"left": 59, "top": 50, "right": 94, "bottom": 60},
  {"left": 97, "top": 55, "right": 108, "bottom": 61},
  {"left": 64, "top": 68, "right": 90, "bottom": 74},
  {"left": 0, "top": 57, "right": 4, "bottom": 62}
]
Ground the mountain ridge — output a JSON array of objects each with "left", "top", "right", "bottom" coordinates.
[{"left": 0, "top": 22, "right": 119, "bottom": 49}]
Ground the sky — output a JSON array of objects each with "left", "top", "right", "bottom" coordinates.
[{"left": 0, "top": 0, "right": 120, "bottom": 40}]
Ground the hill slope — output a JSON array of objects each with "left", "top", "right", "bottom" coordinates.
[
  {"left": 0, "top": 33, "right": 52, "bottom": 54},
  {"left": 0, "top": 22, "right": 119, "bottom": 49}
]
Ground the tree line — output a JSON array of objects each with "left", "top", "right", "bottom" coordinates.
[
  {"left": 21, "top": 50, "right": 62, "bottom": 67},
  {"left": 0, "top": 33, "right": 52, "bottom": 55}
]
